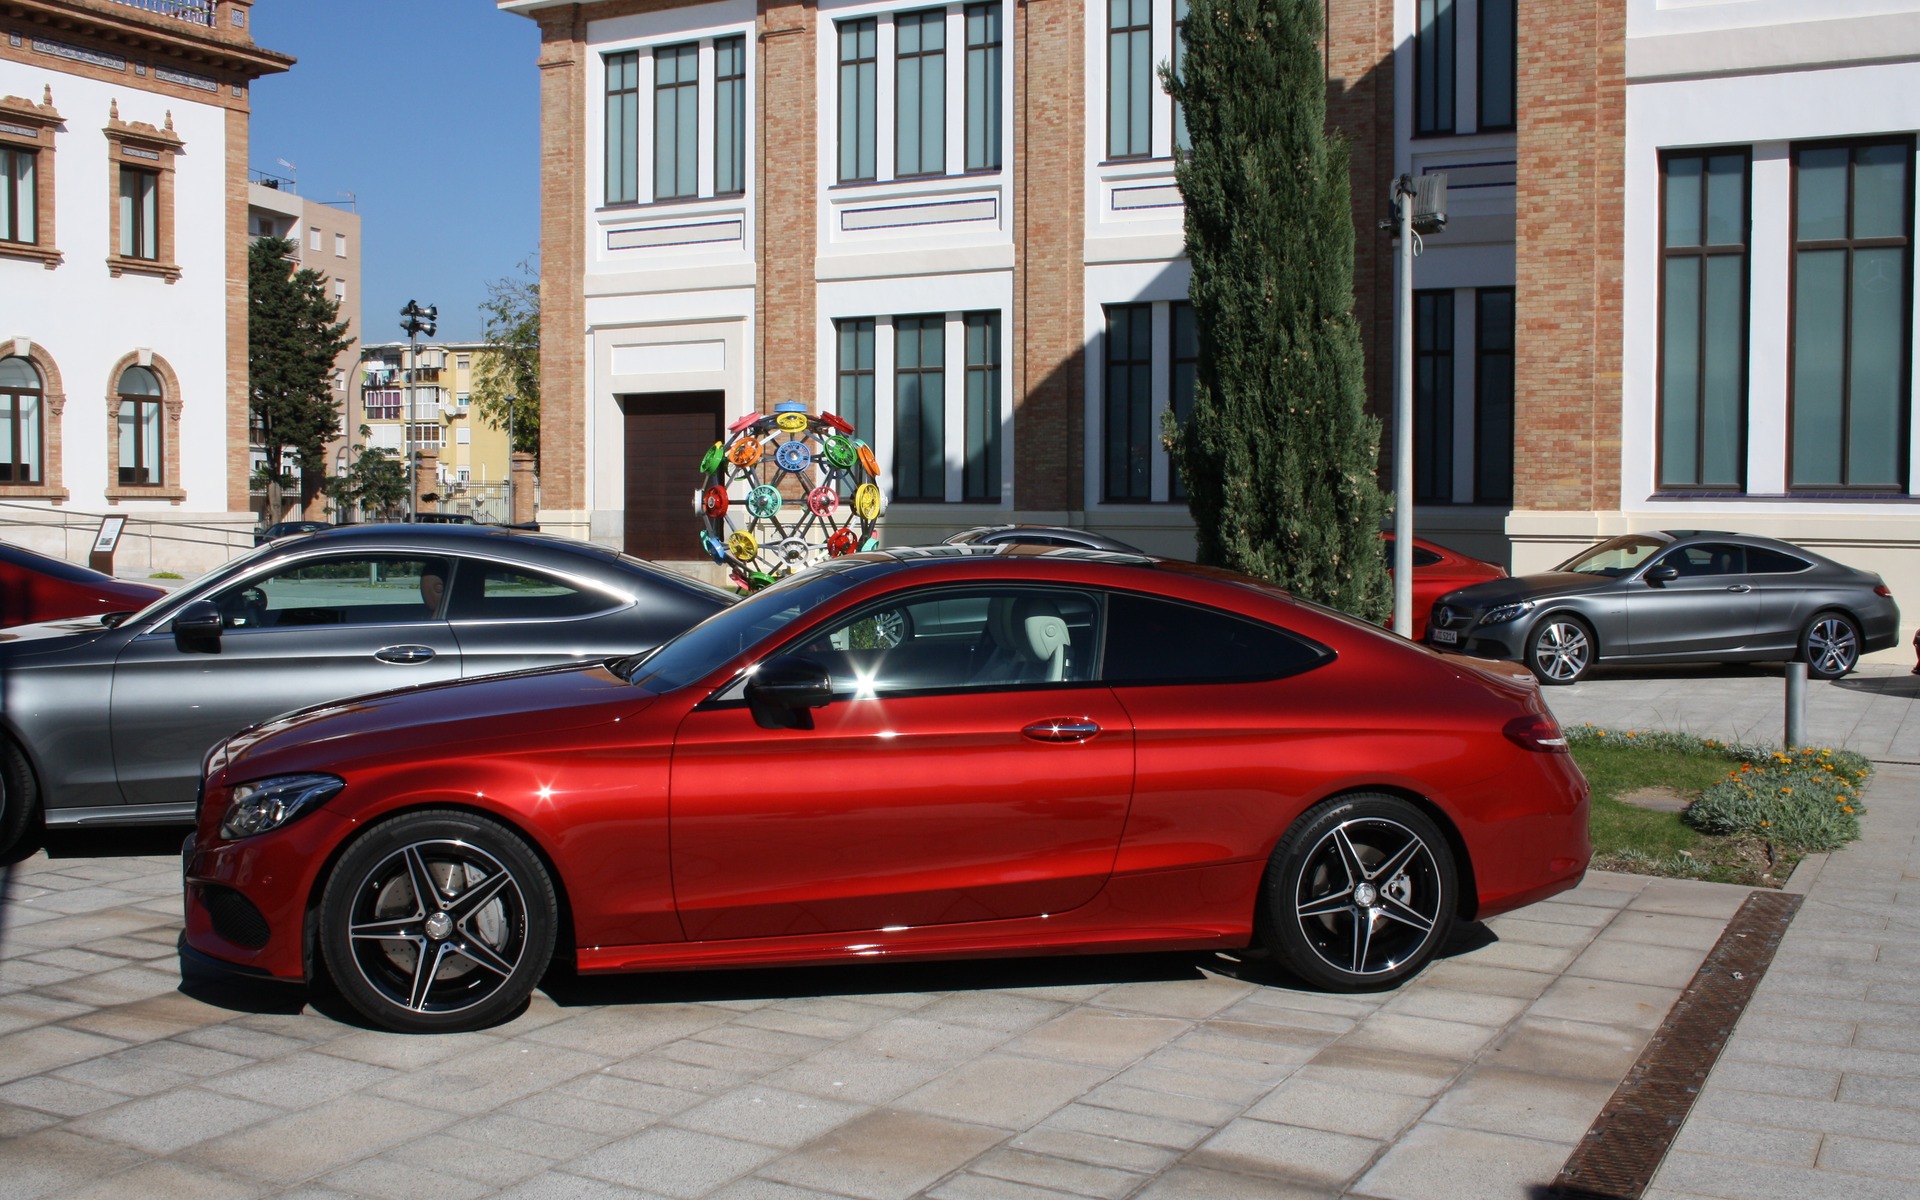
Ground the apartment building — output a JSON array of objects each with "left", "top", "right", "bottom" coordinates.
[
  {"left": 508, "top": 0, "right": 1920, "bottom": 652},
  {"left": 247, "top": 174, "right": 361, "bottom": 523},
  {"left": 0, "top": 0, "right": 290, "bottom": 568},
  {"left": 359, "top": 341, "right": 518, "bottom": 522}
]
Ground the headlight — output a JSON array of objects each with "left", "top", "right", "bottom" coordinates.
[
  {"left": 220, "top": 774, "right": 345, "bottom": 840},
  {"left": 1479, "top": 600, "right": 1537, "bottom": 626}
]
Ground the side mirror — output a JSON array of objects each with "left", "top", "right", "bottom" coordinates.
[
  {"left": 173, "top": 599, "right": 224, "bottom": 653},
  {"left": 745, "top": 655, "right": 833, "bottom": 730},
  {"left": 1646, "top": 566, "right": 1679, "bottom": 586}
]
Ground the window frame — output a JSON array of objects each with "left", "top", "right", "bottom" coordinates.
[
  {"left": 1102, "top": 303, "right": 1154, "bottom": 503},
  {"left": 837, "top": 17, "right": 880, "bottom": 184},
  {"left": 1413, "top": 0, "right": 1456, "bottom": 139},
  {"left": 1, "top": 145, "right": 36, "bottom": 245},
  {"left": 1473, "top": 287, "right": 1515, "bottom": 505},
  {"left": 104, "top": 108, "right": 182, "bottom": 281},
  {"left": 964, "top": 2, "right": 1003, "bottom": 172},
  {"left": 893, "top": 313, "right": 947, "bottom": 503},
  {"left": 1656, "top": 147, "right": 1751, "bottom": 494},
  {"left": 894, "top": 8, "right": 948, "bottom": 179},
  {"left": 0, "top": 91, "right": 60, "bottom": 267},
  {"left": 104, "top": 353, "right": 184, "bottom": 502},
  {"left": 1413, "top": 289, "right": 1455, "bottom": 505},
  {"left": 963, "top": 310, "right": 1001, "bottom": 502},
  {"left": 1106, "top": 0, "right": 1154, "bottom": 160},
  {"left": 0, "top": 355, "right": 44, "bottom": 485},
  {"left": 714, "top": 34, "right": 748, "bottom": 196},
  {"left": 1476, "top": 0, "right": 1516, "bottom": 134},
  {"left": 653, "top": 41, "right": 701, "bottom": 201},
  {"left": 118, "top": 165, "right": 159, "bottom": 261},
  {"left": 604, "top": 49, "right": 641, "bottom": 205}
]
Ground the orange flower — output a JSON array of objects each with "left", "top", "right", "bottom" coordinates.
[{"left": 1843, "top": 806, "right": 1854, "bottom": 814}]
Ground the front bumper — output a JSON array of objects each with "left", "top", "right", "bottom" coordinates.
[
  {"left": 1426, "top": 616, "right": 1528, "bottom": 661},
  {"left": 181, "top": 814, "right": 346, "bottom": 981}
]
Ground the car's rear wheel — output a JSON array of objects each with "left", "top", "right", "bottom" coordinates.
[
  {"left": 1259, "top": 794, "right": 1457, "bottom": 992},
  {"left": 320, "top": 810, "right": 557, "bottom": 1033},
  {"left": 1526, "top": 615, "right": 1594, "bottom": 685},
  {"left": 0, "top": 738, "right": 38, "bottom": 860},
  {"left": 1801, "top": 611, "right": 1862, "bottom": 681}
]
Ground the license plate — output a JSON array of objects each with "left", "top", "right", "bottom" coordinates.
[{"left": 1431, "top": 628, "right": 1458, "bottom": 645}]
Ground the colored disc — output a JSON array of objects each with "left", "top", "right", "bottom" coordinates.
[
  {"left": 775, "top": 411, "right": 809, "bottom": 433},
  {"left": 805, "top": 486, "right": 838, "bottom": 517},
  {"left": 746, "top": 485, "right": 783, "bottom": 519},
  {"left": 701, "top": 486, "right": 729, "bottom": 518},
  {"left": 698, "top": 443, "right": 726, "bottom": 474},
  {"left": 727, "top": 439, "right": 764, "bottom": 468},
  {"left": 853, "top": 483, "right": 883, "bottom": 521},
  {"left": 775, "top": 440, "right": 814, "bottom": 472},
  {"left": 774, "top": 400, "right": 809, "bottom": 413},
  {"left": 746, "top": 571, "right": 778, "bottom": 589},
  {"left": 861, "top": 536, "right": 880, "bottom": 552},
  {"left": 856, "top": 443, "right": 881, "bottom": 478},
  {"left": 827, "top": 529, "right": 856, "bottom": 557},
  {"left": 701, "top": 531, "right": 728, "bottom": 564},
  {"left": 823, "top": 435, "right": 857, "bottom": 469},
  {"left": 820, "top": 411, "right": 853, "bottom": 435},
  {"left": 779, "top": 538, "right": 811, "bottom": 565},
  {"left": 727, "top": 529, "right": 759, "bottom": 562},
  {"left": 728, "top": 412, "right": 763, "bottom": 434}
]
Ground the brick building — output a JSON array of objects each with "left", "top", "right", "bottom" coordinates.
[{"left": 506, "top": 0, "right": 1920, "bottom": 656}]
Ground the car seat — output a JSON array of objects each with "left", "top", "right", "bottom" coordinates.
[{"left": 973, "top": 595, "right": 1070, "bottom": 684}]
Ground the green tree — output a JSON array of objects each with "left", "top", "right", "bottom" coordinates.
[
  {"left": 473, "top": 257, "right": 540, "bottom": 462},
  {"left": 1161, "top": 0, "right": 1391, "bottom": 622},
  {"left": 249, "top": 236, "right": 353, "bottom": 520},
  {"left": 327, "top": 427, "right": 409, "bottom": 521}
]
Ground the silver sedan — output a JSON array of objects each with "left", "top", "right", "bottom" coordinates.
[{"left": 0, "top": 525, "right": 732, "bottom": 856}]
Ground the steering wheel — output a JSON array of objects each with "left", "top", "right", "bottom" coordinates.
[{"left": 221, "top": 586, "right": 269, "bottom": 629}]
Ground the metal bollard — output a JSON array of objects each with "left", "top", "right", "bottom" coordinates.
[{"left": 1785, "top": 661, "right": 1808, "bottom": 749}]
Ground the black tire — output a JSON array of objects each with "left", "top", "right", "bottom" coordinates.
[
  {"left": 0, "top": 738, "right": 39, "bottom": 860},
  {"left": 320, "top": 810, "right": 557, "bottom": 1033},
  {"left": 1801, "top": 611, "right": 1862, "bottom": 681},
  {"left": 1526, "top": 615, "right": 1594, "bottom": 685},
  {"left": 1259, "top": 793, "right": 1457, "bottom": 992}
]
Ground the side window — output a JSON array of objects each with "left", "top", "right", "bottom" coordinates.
[
  {"left": 208, "top": 556, "right": 451, "bottom": 630},
  {"left": 797, "top": 587, "right": 1098, "bottom": 694},
  {"left": 445, "top": 562, "right": 618, "bottom": 621},
  {"left": 1747, "top": 548, "right": 1813, "bottom": 575},
  {"left": 1655, "top": 544, "right": 1745, "bottom": 577},
  {"left": 1102, "top": 592, "right": 1327, "bottom": 685}
]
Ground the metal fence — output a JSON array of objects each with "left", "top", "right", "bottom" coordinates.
[{"left": 104, "top": 0, "right": 218, "bottom": 27}]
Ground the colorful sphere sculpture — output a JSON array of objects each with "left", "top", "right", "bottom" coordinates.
[{"left": 694, "top": 401, "right": 885, "bottom": 590}]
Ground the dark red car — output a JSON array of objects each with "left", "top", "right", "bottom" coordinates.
[
  {"left": 184, "top": 547, "right": 1589, "bottom": 1033},
  {"left": 0, "top": 541, "right": 166, "bottom": 629},
  {"left": 1384, "top": 535, "right": 1508, "bottom": 640}
]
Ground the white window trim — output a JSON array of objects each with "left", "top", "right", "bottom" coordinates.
[{"left": 592, "top": 19, "right": 756, "bottom": 209}]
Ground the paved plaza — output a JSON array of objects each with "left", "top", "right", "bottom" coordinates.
[{"left": 0, "top": 665, "right": 1916, "bottom": 1198}]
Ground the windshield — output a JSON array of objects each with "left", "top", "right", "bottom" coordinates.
[
  {"left": 1555, "top": 534, "right": 1671, "bottom": 577},
  {"left": 619, "top": 566, "right": 866, "bottom": 692},
  {"left": 127, "top": 541, "right": 282, "bottom": 628}
]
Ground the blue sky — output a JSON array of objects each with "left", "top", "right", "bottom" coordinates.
[{"left": 249, "top": 1, "right": 541, "bottom": 344}]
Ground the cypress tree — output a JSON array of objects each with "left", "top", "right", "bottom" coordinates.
[{"left": 1163, "top": 0, "right": 1391, "bottom": 622}]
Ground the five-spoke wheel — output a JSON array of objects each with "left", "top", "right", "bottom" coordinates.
[
  {"left": 1262, "top": 794, "right": 1456, "bottom": 991},
  {"left": 1526, "top": 616, "right": 1594, "bottom": 685},
  {"left": 1801, "top": 611, "right": 1862, "bottom": 681},
  {"left": 320, "top": 811, "right": 556, "bottom": 1033}
]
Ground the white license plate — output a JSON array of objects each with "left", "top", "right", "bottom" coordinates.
[{"left": 1431, "top": 628, "right": 1458, "bottom": 645}]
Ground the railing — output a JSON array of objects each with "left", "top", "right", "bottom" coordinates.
[
  {"left": 249, "top": 167, "right": 296, "bottom": 192},
  {"left": 105, "top": 0, "right": 218, "bottom": 28}
]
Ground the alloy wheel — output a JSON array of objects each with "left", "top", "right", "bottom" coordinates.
[
  {"left": 1292, "top": 817, "right": 1446, "bottom": 978},
  {"left": 1532, "top": 621, "right": 1591, "bottom": 683},
  {"left": 344, "top": 839, "right": 530, "bottom": 1016},
  {"left": 1805, "top": 615, "right": 1860, "bottom": 678}
]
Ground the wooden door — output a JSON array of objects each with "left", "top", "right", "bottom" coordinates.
[{"left": 621, "top": 391, "right": 724, "bottom": 562}]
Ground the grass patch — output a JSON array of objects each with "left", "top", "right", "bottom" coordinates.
[{"left": 149, "top": 571, "right": 183, "bottom": 579}]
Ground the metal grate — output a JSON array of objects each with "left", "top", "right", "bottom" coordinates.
[
  {"left": 1550, "top": 888, "right": 1802, "bottom": 1200},
  {"left": 201, "top": 884, "right": 271, "bottom": 949}
]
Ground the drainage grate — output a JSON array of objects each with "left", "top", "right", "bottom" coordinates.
[{"left": 1550, "top": 888, "right": 1802, "bottom": 1200}]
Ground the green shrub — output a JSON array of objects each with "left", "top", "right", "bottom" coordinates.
[{"left": 149, "top": 571, "right": 183, "bottom": 580}]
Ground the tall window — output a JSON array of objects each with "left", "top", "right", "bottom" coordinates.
[
  {"left": 1169, "top": 301, "right": 1198, "bottom": 499},
  {"left": 715, "top": 36, "right": 747, "bottom": 196},
  {"left": 0, "top": 356, "right": 43, "bottom": 483},
  {"left": 1, "top": 148, "right": 35, "bottom": 244},
  {"left": 1414, "top": 290, "right": 1454, "bottom": 504},
  {"left": 604, "top": 51, "right": 640, "bottom": 204},
  {"left": 894, "top": 316, "right": 945, "bottom": 502},
  {"left": 897, "top": 10, "right": 947, "bottom": 178},
  {"left": 1660, "top": 150, "right": 1748, "bottom": 491},
  {"left": 1104, "top": 304, "right": 1153, "bottom": 501},
  {"left": 1478, "top": 0, "right": 1515, "bottom": 132},
  {"left": 1414, "top": 0, "right": 1455, "bottom": 138},
  {"left": 1475, "top": 289, "right": 1514, "bottom": 504},
  {"left": 839, "top": 18, "right": 879, "bottom": 183},
  {"left": 1791, "top": 138, "right": 1912, "bottom": 491},
  {"left": 119, "top": 167, "right": 157, "bottom": 260},
  {"left": 964, "top": 4, "right": 1002, "bottom": 172},
  {"left": 1108, "top": 0, "right": 1152, "bottom": 159},
  {"left": 964, "top": 312, "right": 1001, "bottom": 502},
  {"left": 836, "top": 318, "right": 876, "bottom": 439},
  {"left": 117, "top": 365, "right": 162, "bottom": 486},
  {"left": 655, "top": 43, "right": 699, "bottom": 201}
]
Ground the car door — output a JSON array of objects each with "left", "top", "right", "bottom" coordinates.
[
  {"left": 1624, "top": 542, "right": 1763, "bottom": 656},
  {"left": 444, "top": 557, "right": 646, "bottom": 678},
  {"left": 666, "top": 585, "right": 1134, "bottom": 941},
  {"left": 110, "top": 552, "right": 463, "bottom": 809}
]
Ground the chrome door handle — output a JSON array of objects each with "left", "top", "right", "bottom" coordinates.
[
  {"left": 374, "top": 645, "right": 437, "bottom": 665},
  {"left": 1726, "top": 584, "right": 1753, "bottom": 593},
  {"left": 1022, "top": 719, "right": 1101, "bottom": 743}
]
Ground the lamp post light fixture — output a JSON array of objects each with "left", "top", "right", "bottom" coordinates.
[
  {"left": 1388, "top": 173, "right": 1447, "bottom": 639},
  {"left": 399, "top": 300, "right": 437, "bottom": 520}
]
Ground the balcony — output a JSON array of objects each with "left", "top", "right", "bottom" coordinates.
[{"left": 106, "top": 0, "right": 217, "bottom": 27}]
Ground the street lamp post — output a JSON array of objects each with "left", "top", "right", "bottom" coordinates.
[
  {"left": 1388, "top": 174, "right": 1447, "bottom": 638},
  {"left": 399, "top": 300, "right": 437, "bottom": 520}
]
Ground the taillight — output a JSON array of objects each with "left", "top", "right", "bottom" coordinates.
[
  {"left": 1504, "top": 713, "right": 1569, "bottom": 753},
  {"left": 1875, "top": 585, "right": 1893, "bottom": 597}
]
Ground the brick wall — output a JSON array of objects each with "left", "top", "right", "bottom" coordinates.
[
  {"left": 535, "top": 6, "right": 588, "bottom": 513},
  {"left": 1325, "top": 0, "right": 1397, "bottom": 424},
  {"left": 758, "top": 1, "right": 817, "bottom": 419}
]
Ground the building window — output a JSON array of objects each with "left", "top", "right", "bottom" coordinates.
[
  {"left": 335, "top": 231, "right": 347, "bottom": 258},
  {"left": 308, "top": 226, "right": 321, "bottom": 252},
  {"left": 334, "top": 278, "right": 346, "bottom": 302},
  {"left": 1104, "top": 304, "right": 1153, "bottom": 501},
  {"left": 896, "top": 10, "right": 947, "bottom": 178},
  {"left": 964, "top": 4, "right": 1002, "bottom": 172},
  {"left": 1414, "top": 290, "right": 1454, "bottom": 504},
  {"left": 836, "top": 318, "right": 877, "bottom": 440},
  {"left": 894, "top": 315, "right": 945, "bottom": 502},
  {"left": 1659, "top": 150, "right": 1748, "bottom": 491},
  {"left": 1169, "top": 301, "right": 1197, "bottom": 499},
  {"left": 605, "top": 50, "right": 641, "bottom": 205},
  {"left": 455, "top": 354, "right": 471, "bottom": 370},
  {"left": 838, "top": 18, "right": 879, "bottom": 183},
  {"left": 119, "top": 166, "right": 158, "bottom": 260},
  {"left": 654, "top": 42, "right": 699, "bottom": 201},
  {"left": 1414, "top": 0, "right": 1455, "bottom": 137},
  {"left": 1790, "top": 138, "right": 1912, "bottom": 491},
  {"left": 1474, "top": 288, "right": 1514, "bottom": 504},
  {"left": 715, "top": 35, "right": 747, "bottom": 195},
  {"left": 117, "top": 365, "right": 163, "bottom": 485},
  {"left": 1, "top": 147, "right": 36, "bottom": 244},
  {"left": 963, "top": 311, "right": 1001, "bottom": 502},
  {"left": 1171, "top": 0, "right": 1191, "bottom": 154},
  {"left": 411, "top": 422, "right": 443, "bottom": 450},
  {"left": 1478, "top": 0, "right": 1515, "bottom": 132},
  {"left": 1107, "top": 0, "right": 1153, "bottom": 159},
  {"left": 0, "top": 355, "right": 43, "bottom": 484}
]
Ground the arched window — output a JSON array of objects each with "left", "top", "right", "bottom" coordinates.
[
  {"left": 0, "top": 355, "right": 43, "bottom": 483},
  {"left": 117, "top": 364, "right": 163, "bottom": 486}
]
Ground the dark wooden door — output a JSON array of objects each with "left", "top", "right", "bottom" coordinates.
[{"left": 621, "top": 391, "right": 725, "bottom": 562}]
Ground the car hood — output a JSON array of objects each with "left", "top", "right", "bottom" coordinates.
[
  {"left": 0, "top": 614, "right": 119, "bottom": 650},
  {"left": 1436, "top": 571, "right": 1607, "bottom": 609},
  {"left": 214, "top": 661, "right": 658, "bottom": 778}
]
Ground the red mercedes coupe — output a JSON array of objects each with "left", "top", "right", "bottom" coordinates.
[
  {"left": 183, "top": 546, "right": 1590, "bottom": 1033},
  {"left": 0, "top": 540, "right": 166, "bottom": 628}
]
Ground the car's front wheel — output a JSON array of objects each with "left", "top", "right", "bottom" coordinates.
[
  {"left": 319, "top": 810, "right": 557, "bottom": 1033},
  {"left": 0, "top": 738, "right": 39, "bottom": 860},
  {"left": 1526, "top": 615, "right": 1594, "bottom": 685},
  {"left": 1801, "top": 611, "right": 1862, "bottom": 681},
  {"left": 1259, "top": 794, "right": 1457, "bottom": 992}
]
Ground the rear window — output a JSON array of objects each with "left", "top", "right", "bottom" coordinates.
[
  {"left": 446, "top": 563, "right": 618, "bottom": 621},
  {"left": 1747, "top": 547, "right": 1813, "bottom": 575},
  {"left": 1101, "top": 593, "right": 1329, "bottom": 685}
]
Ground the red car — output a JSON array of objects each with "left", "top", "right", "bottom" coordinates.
[
  {"left": 183, "top": 547, "right": 1589, "bottom": 1032},
  {"left": 1385, "top": 534, "right": 1508, "bottom": 640},
  {"left": 0, "top": 541, "right": 166, "bottom": 629}
]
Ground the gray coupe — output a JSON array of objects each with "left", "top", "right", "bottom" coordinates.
[
  {"left": 1425, "top": 530, "right": 1900, "bottom": 684},
  {"left": 0, "top": 525, "right": 732, "bottom": 856}
]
